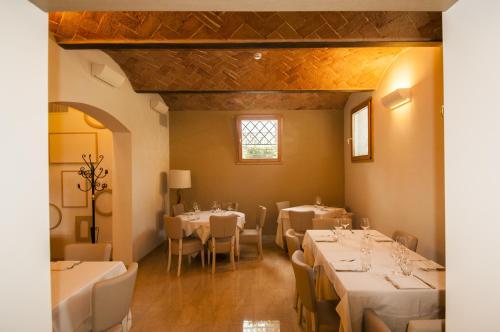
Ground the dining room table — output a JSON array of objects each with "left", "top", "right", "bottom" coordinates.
[
  {"left": 302, "top": 230, "right": 446, "bottom": 332},
  {"left": 274, "top": 205, "right": 348, "bottom": 248},
  {"left": 51, "top": 260, "right": 130, "bottom": 332},
  {"left": 176, "top": 210, "right": 246, "bottom": 245}
]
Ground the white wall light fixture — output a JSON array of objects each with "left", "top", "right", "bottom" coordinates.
[
  {"left": 382, "top": 88, "right": 412, "bottom": 110},
  {"left": 91, "top": 63, "right": 125, "bottom": 87},
  {"left": 150, "top": 96, "right": 169, "bottom": 114}
]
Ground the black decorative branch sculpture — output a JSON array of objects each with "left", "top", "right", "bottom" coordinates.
[{"left": 77, "top": 154, "right": 108, "bottom": 243}]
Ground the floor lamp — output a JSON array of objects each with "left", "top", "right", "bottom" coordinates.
[{"left": 169, "top": 170, "right": 191, "bottom": 204}]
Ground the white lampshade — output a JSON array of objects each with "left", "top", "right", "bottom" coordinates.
[{"left": 168, "top": 170, "right": 191, "bottom": 189}]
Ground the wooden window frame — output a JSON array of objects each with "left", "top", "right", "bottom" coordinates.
[
  {"left": 350, "top": 98, "right": 374, "bottom": 162},
  {"left": 236, "top": 114, "right": 283, "bottom": 165}
]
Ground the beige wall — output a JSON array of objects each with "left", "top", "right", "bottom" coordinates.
[
  {"left": 344, "top": 47, "right": 444, "bottom": 263},
  {"left": 170, "top": 109, "right": 345, "bottom": 234},
  {"left": 0, "top": 1, "right": 52, "bottom": 331},
  {"left": 49, "top": 40, "right": 170, "bottom": 262},
  {"left": 444, "top": 1, "right": 500, "bottom": 329},
  {"left": 49, "top": 107, "right": 113, "bottom": 259}
]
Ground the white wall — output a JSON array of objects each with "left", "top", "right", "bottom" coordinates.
[
  {"left": 0, "top": 1, "right": 51, "bottom": 331},
  {"left": 49, "top": 40, "right": 170, "bottom": 262},
  {"left": 443, "top": 1, "right": 500, "bottom": 330},
  {"left": 344, "top": 47, "right": 445, "bottom": 263}
]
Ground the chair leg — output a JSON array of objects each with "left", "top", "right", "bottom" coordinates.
[
  {"left": 297, "top": 299, "right": 303, "bottom": 325},
  {"left": 177, "top": 240, "right": 183, "bottom": 277},
  {"left": 188, "top": 255, "right": 191, "bottom": 265},
  {"left": 201, "top": 247, "right": 205, "bottom": 268},
  {"left": 258, "top": 237, "right": 263, "bottom": 260},
  {"left": 230, "top": 237, "right": 236, "bottom": 271},
  {"left": 313, "top": 313, "right": 319, "bottom": 332},
  {"left": 167, "top": 239, "right": 172, "bottom": 272},
  {"left": 211, "top": 239, "right": 216, "bottom": 274}
]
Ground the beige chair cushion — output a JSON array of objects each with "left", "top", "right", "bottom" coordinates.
[
  {"left": 363, "top": 309, "right": 391, "bottom": 332},
  {"left": 239, "top": 229, "right": 259, "bottom": 243},
  {"left": 285, "top": 229, "right": 301, "bottom": 259},
  {"left": 256, "top": 205, "right": 267, "bottom": 228},
  {"left": 208, "top": 237, "right": 233, "bottom": 253},
  {"left": 172, "top": 203, "right": 184, "bottom": 216},
  {"left": 163, "top": 216, "right": 183, "bottom": 240},
  {"left": 92, "top": 262, "right": 138, "bottom": 332},
  {"left": 210, "top": 215, "right": 238, "bottom": 238},
  {"left": 393, "top": 230, "right": 418, "bottom": 252},
  {"left": 407, "top": 319, "right": 445, "bottom": 332},
  {"left": 64, "top": 243, "right": 112, "bottom": 261},
  {"left": 289, "top": 210, "right": 314, "bottom": 233},
  {"left": 171, "top": 237, "right": 202, "bottom": 255}
]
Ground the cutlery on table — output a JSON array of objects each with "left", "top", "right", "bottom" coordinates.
[{"left": 413, "top": 274, "right": 436, "bottom": 289}]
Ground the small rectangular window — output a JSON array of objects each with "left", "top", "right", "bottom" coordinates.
[{"left": 236, "top": 115, "right": 282, "bottom": 164}]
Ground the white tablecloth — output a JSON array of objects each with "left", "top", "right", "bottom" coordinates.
[
  {"left": 51, "top": 261, "right": 128, "bottom": 332},
  {"left": 274, "top": 205, "right": 347, "bottom": 248},
  {"left": 302, "top": 230, "right": 445, "bottom": 332},
  {"left": 177, "top": 210, "right": 246, "bottom": 244}
]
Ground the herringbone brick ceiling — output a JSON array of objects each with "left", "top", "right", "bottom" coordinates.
[{"left": 49, "top": 11, "right": 441, "bottom": 109}]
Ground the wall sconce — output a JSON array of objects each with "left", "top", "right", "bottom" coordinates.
[
  {"left": 382, "top": 88, "right": 412, "bottom": 109},
  {"left": 150, "top": 96, "right": 169, "bottom": 114},
  {"left": 91, "top": 63, "right": 125, "bottom": 87}
]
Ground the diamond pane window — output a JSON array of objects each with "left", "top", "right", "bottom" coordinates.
[{"left": 237, "top": 115, "right": 282, "bottom": 163}]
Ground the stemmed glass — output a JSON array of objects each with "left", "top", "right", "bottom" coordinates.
[
  {"left": 211, "top": 201, "right": 219, "bottom": 213},
  {"left": 193, "top": 202, "right": 200, "bottom": 213},
  {"left": 341, "top": 218, "right": 350, "bottom": 237},
  {"left": 315, "top": 195, "right": 322, "bottom": 207},
  {"left": 360, "top": 218, "right": 370, "bottom": 237}
]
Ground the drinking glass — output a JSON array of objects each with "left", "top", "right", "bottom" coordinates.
[
  {"left": 211, "top": 201, "right": 218, "bottom": 213},
  {"left": 360, "top": 251, "right": 372, "bottom": 272},
  {"left": 193, "top": 202, "right": 200, "bottom": 212},
  {"left": 341, "top": 217, "right": 350, "bottom": 237},
  {"left": 315, "top": 195, "right": 322, "bottom": 207},
  {"left": 360, "top": 218, "right": 370, "bottom": 231},
  {"left": 400, "top": 258, "right": 414, "bottom": 276}
]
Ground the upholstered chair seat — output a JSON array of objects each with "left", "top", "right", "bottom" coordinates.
[
  {"left": 239, "top": 205, "right": 267, "bottom": 259},
  {"left": 164, "top": 216, "right": 204, "bottom": 277},
  {"left": 393, "top": 230, "right": 419, "bottom": 252},
  {"left": 64, "top": 243, "right": 112, "bottom": 261},
  {"left": 208, "top": 215, "right": 238, "bottom": 273}
]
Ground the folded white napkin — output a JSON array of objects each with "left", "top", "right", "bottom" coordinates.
[
  {"left": 51, "top": 261, "right": 81, "bottom": 271},
  {"left": 415, "top": 260, "right": 445, "bottom": 271},
  {"left": 314, "top": 235, "right": 337, "bottom": 242},
  {"left": 385, "top": 274, "right": 430, "bottom": 289},
  {"left": 330, "top": 259, "right": 362, "bottom": 272}
]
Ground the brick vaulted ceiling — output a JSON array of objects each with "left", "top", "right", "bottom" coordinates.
[{"left": 49, "top": 11, "right": 442, "bottom": 110}]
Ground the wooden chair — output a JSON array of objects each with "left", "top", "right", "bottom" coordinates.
[
  {"left": 223, "top": 202, "right": 239, "bottom": 211},
  {"left": 291, "top": 251, "right": 340, "bottom": 332},
  {"left": 64, "top": 243, "right": 112, "bottom": 261},
  {"left": 164, "top": 216, "right": 204, "bottom": 277},
  {"left": 363, "top": 309, "right": 391, "bottom": 332},
  {"left": 91, "top": 262, "right": 138, "bottom": 332},
  {"left": 172, "top": 203, "right": 185, "bottom": 216},
  {"left": 239, "top": 205, "right": 267, "bottom": 259},
  {"left": 208, "top": 215, "right": 238, "bottom": 274},
  {"left": 393, "top": 230, "right": 418, "bottom": 252},
  {"left": 289, "top": 210, "right": 314, "bottom": 245}
]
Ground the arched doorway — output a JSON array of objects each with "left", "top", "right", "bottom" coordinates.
[{"left": 49, "top": 101, "right": 133, "bottom": 263}]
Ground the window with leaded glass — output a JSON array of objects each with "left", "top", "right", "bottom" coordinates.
[{"left": 236, "top": 115, "right": 282, "bottom": 163}]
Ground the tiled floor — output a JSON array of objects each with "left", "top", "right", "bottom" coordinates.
[{"left": 130, "top": 237, "right": 304, "bottom": 332}]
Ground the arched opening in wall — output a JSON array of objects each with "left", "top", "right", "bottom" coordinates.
[{"left": 48, "top": 101, "right": 132, "bottom": 262}]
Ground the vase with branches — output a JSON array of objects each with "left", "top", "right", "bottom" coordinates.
[{"left": 77, "top": 154, "right": 108, "bottom": 243}]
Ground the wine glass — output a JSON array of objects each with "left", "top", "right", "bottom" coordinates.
[
  {"left": 341, "top": 217, "right": 350, "bottom": 237},
  {"left": 193, "top": 202, "right": 200, "bottom": 213},
  {"left": 211, "top": 201, "right": 218, "bottom": 213},
  {"left": 315, "top": 195, "right": 322, "bottom": 207},
  {"left": 360, "top": 218, "right": 370, "bottom": 231}
]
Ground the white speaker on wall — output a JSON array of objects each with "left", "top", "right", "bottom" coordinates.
[
  {"left": 91, "top": 63, "right": 125, "bottom": 88},
  {"left": 150, "top": 96, "right": 169, "bottom": 114}
]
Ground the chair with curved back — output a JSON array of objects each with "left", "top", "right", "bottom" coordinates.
[
  {"left": 64, "top": 243, "right": 112, "bottom": 261},
  {"left": 164, "top": 216, "right": 204, "bottom": 277},
  {"left": 276, "top": 201, "right": 290, "bottom": 212},
  {"left": 223, "top": 202, "right": 239, "bottom": 211},
  {"left": 239, "top": 205, "right": 267, "bottom": 259},
  {"left": 285, "top": 228, "right": 301, "bottom": 259},
  {"left": 172, "top": 203, "right": 185, "bottom": 216},
  {"left": 289, "top": 210, "right": 315, "bottom": 245},
  {"left": 291, "top": 250, "right": 340, "bottom": 332},
  {"left": 363, "top": 309, "right": 391, "bottom": 332},
  {"left": 392, "top": 230, "right": 418, "bottom": 252},
  {"left": 91, "top": 262, "right": 138, "bottom": 332},
  {"left": 208, "top": 214, "right": 238, "bottom": 274}
]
